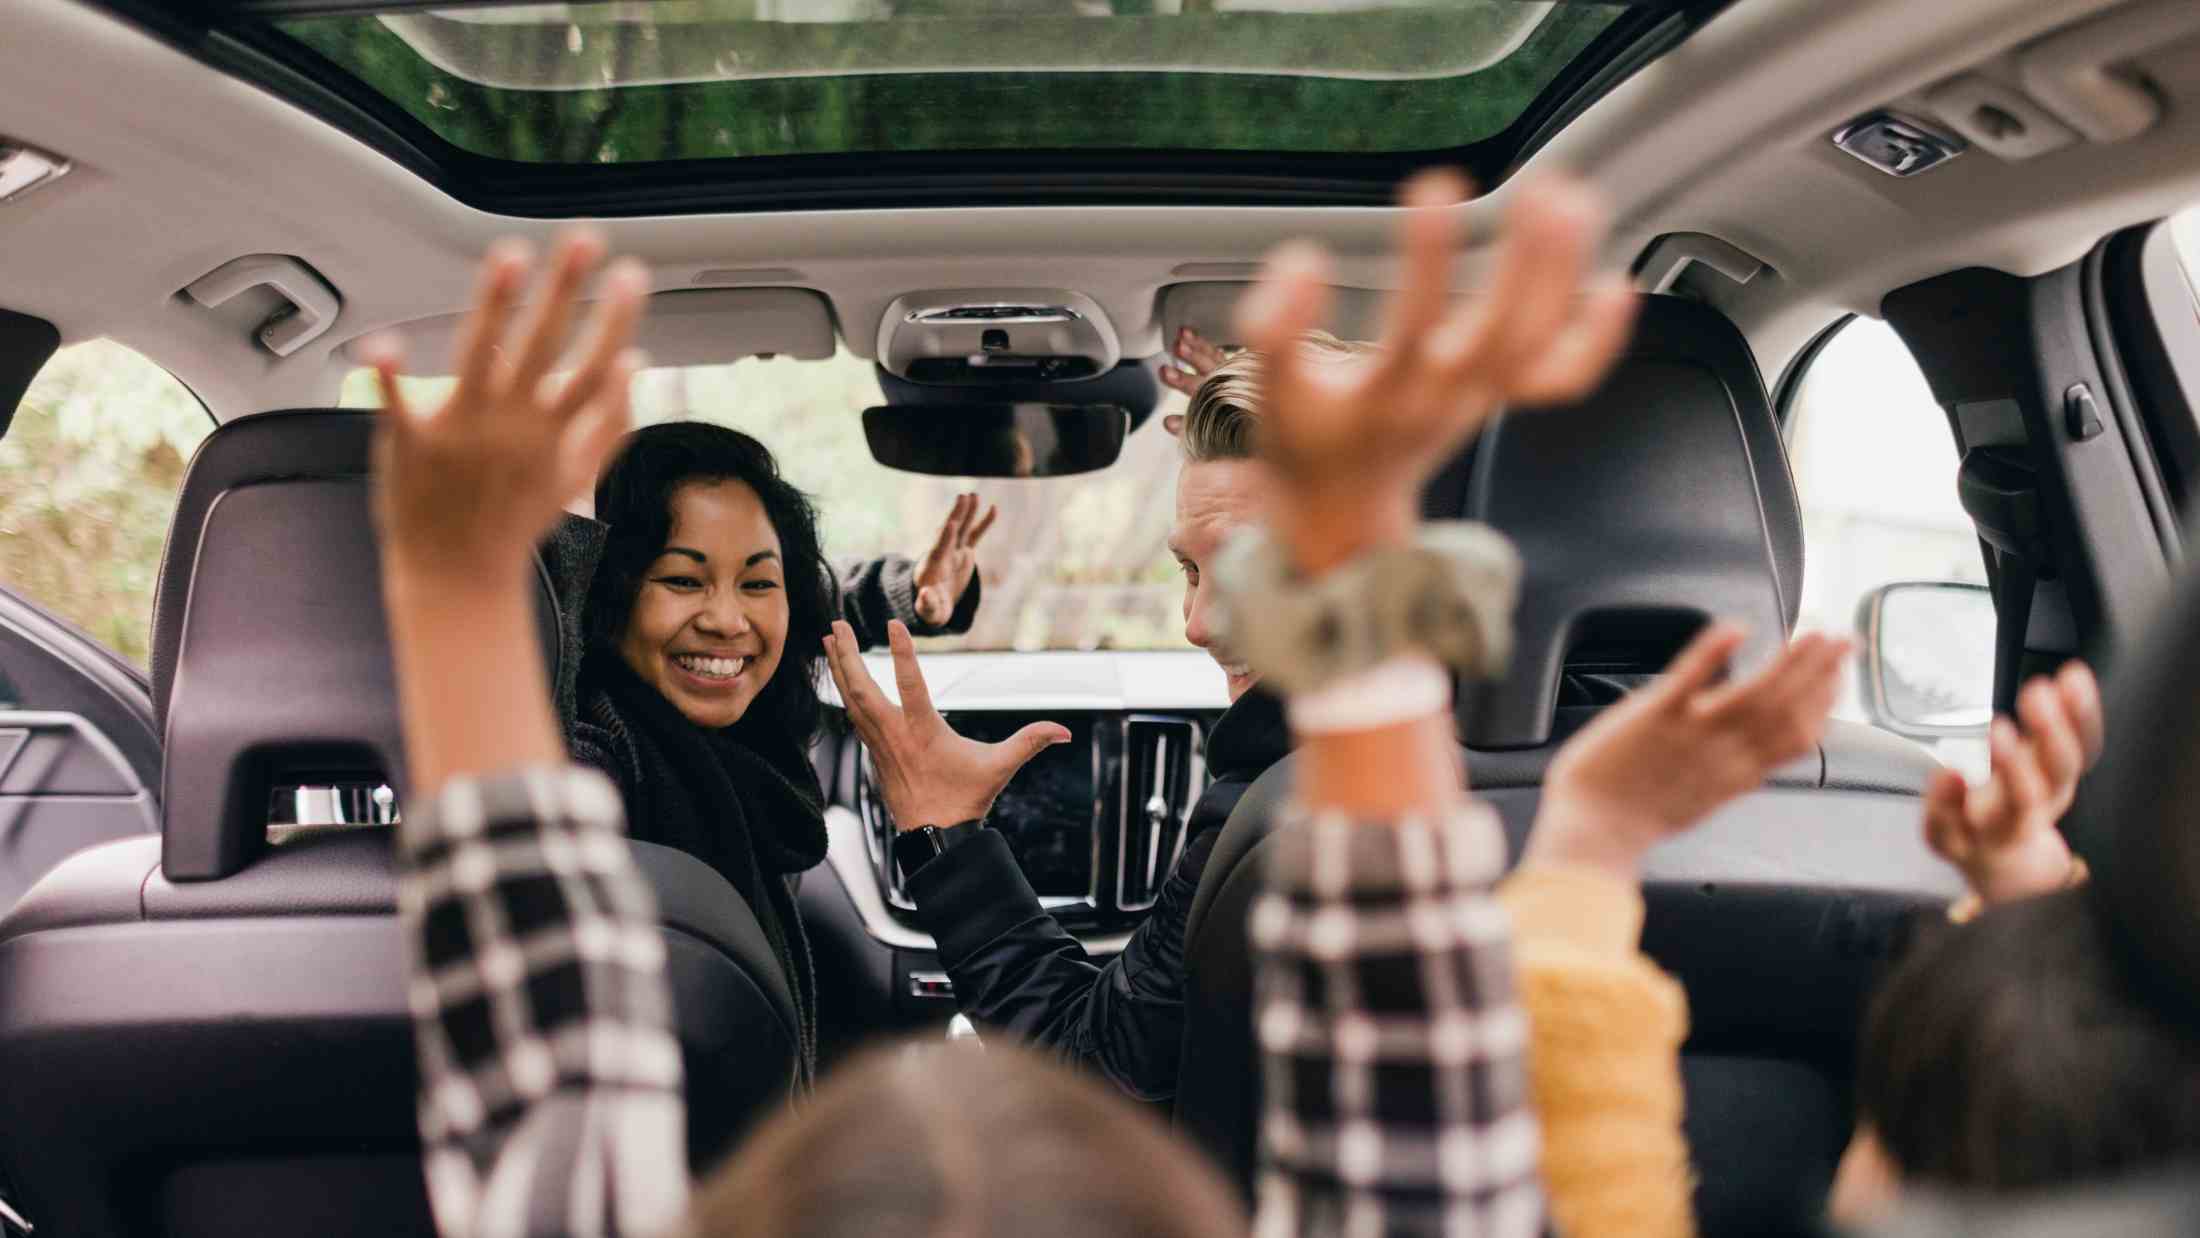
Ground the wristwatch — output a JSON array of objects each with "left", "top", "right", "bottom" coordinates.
[{"left": 893, "top": 821, "right": 980, "bottom": 884}]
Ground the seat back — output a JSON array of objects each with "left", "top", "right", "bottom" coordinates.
[
  {"left": 0, "top": 410, "right": 799, "bottom": 1238},
  {"left": 1175, "top": 298, "right": 1954, "bottom": 1237}
]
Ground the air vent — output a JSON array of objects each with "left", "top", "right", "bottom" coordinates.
[
  {"left": 1116, "top": 716, "right": 1202, "bottom": 912},
  {"left": 854, "top": 750, "right": 917, "bottom": 911}
]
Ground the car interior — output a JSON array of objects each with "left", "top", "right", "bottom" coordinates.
[{"left": 2, "top": 0, "right": 2200, "bottom": 1235}]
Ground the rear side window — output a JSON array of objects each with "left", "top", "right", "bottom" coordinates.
[
  {"left": 0, "top": 341, "right": 213, "bottom": 665},
  {"left": 2172, "top": 208, "right": 2200, "bottom": 306},
  {"left": 1785, "top": 319, "right": 1989, "bottom": 771}
]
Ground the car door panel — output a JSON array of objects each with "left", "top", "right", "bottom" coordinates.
[{"left": 0, "top": 586, "right": 159, "bottom": 911}]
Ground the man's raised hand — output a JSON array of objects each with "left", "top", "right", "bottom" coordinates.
[
  {"left": 824, "top": 619, "right": 1068, "bottom": 830},
  {"left": 912, "top": 493, "right": 998, "bottom": 628}
]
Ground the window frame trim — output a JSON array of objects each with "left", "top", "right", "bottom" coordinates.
[
  {"left": 1771, "top": 312, "right": 1856, "bottom": 442},
  {"left": 2098, "top": 217, "right": 2200, "bottom": 531}
]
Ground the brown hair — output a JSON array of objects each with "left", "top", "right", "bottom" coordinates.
[
  {"left": 1179, "top": 330, "right": 1376, "bottom": 464},
  {"left": 694, "top": 1040, "right": 1247, "bottom": 1238},
  {"left": 1857, "top": 886, "right": 2200, "bottom": 1192}
]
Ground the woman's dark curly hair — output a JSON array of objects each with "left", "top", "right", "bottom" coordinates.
[{"left": 586, "top": 421, "right": 834, "bottom": 744}]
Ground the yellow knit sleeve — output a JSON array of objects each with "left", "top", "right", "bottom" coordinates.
[{"left": 1500, "top": 865, "right": 1696, "bottom": 1238}]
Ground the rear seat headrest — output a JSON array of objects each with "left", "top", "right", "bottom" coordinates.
[
  {"left": 1452, "top": 296, "right": 1800, "bottom": 749},
  {"left": 156, "top": 409, "right": 562, "bottom": 881}
]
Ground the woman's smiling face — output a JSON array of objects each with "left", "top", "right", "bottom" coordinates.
[{"left": 617, "top": 479, "right": 790, "bottom": 729}]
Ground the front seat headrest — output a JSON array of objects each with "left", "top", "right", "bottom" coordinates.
[
  {"left": 1454, "top": 295, "right": 1799, "bottom": 749},
  {"left": 153, "top": 410, "right": 382, "bottom": 728},
  {"left": 155, "top": 409, "right": 562, "bottom": 880}
]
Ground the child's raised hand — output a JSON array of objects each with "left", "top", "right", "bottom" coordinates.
[
  {"left": 1235, "top": 169, "right": 1636, "bottom": 573},
  {"left": 1923, "top": 661, "right": 2102, "bottom": 905},
  {"left": 1529, "top": 625, "right": 1850, "bottom": 881},
  {"left": 365, "top": 231, "right": 647, "bottom": 584}
]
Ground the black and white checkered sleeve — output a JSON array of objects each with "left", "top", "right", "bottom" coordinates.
[
  {"left": 1250, "top": 801, "right": 1541, "bottom": 1238},
  {"left": 398, "top": 765, "right": 690, "bottom": 1238}
]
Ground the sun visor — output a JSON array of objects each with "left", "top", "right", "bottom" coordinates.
[
  {"left": 345, "top": 288, "right": 836, "bottom": 374},
  {"left": 1157, "top": 282, "right": 1386, "bottom": 350}
]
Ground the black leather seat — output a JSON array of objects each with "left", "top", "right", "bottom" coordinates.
[
  {"left": 1175, "top": 297, "right": 1956, "bottom": 1237},
  {"left": 0, "top": 410, "right": 798, "bottom": 1238}
]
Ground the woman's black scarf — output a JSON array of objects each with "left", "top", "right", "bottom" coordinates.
[{"left": 573, "top": 641, "right": 830, "bottom": 1084}]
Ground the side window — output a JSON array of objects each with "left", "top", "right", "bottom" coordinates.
[
  {"left": 0, "top": 341, "right": 213, "bottom": 666},
  {"left": 1784, "top": 319, "right": 1990, "bottom": 769},
  {"left": 2172, "top": 207, "right": 2200, "bottom": 308}
]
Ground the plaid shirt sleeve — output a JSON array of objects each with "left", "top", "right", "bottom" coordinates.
[
  {"left": 398, "top": 764, "right": 691, "bottom": 1238},
  {"left": 1250, "top": 801, "right": 1542, "bottom": 1238}
]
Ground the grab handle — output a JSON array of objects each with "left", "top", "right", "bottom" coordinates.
[{"left": 184, "top": 255, "right": 341, "bottom": 358}]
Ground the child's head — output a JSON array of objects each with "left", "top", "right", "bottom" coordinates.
[
  {"left": 1832, "top": 886, "right": 2200, "bottom": 1223},
  {"left": 694, "top": 1039, "right": 1246, "bottom": 1238}
]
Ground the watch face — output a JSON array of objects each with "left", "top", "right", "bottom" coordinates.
[{"left": 894, "top": 827, "right": 944, "bottom": 880}]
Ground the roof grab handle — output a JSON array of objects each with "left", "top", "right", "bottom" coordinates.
[
  {"left": 183, "top": 255, "right": 341, "bottom": 359},
  {"left": 2017, "top": 0, "right": 2200, "bottom": 144},
  {"left": 1633, "top": 233, "right": 1767, "bottom": 296}
]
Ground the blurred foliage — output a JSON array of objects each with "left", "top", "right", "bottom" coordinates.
[
  {"left": 277, "top": 2, "right": 1620, "bottom": 161},
  {"left": 0, "top": 342, "right": 213, "bottom": 666},
  {"left": 341, "top": 353, "right": 1192, "bottom": 651}
]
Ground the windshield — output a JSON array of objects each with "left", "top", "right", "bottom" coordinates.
[
  {"left": 273, "top": 0, "right": 1625, "bottom": 162},
  {"left": 344, "top": 352, "right": 1191, "bottom": 653}
]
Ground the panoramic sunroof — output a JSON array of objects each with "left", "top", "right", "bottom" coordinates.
[
  {"left": 102, "top": 0, "right": 1727, "bottom": 213},
  {"left": 271, "top": 1, "right": 1626, "bottom": 162}
]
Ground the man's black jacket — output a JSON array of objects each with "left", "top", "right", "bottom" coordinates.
[{"left": 905, "top": 688, "right": 1291, "bottom": 1101}]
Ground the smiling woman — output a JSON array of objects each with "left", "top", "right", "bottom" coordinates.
[{"left": 343, "top": 350, "right": 1195, "bottom": 652}]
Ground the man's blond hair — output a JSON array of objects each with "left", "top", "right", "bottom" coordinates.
[{"left": 1179, "top": 330, "right": 1378, "bottom": 464}]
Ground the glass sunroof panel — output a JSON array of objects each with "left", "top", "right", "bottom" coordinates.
[{"left": 273, "top": 1, "right": 1627, "bottom": 164}]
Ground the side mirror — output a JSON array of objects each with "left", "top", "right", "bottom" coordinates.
[{"left": 1854, "top": 581, "right": 1995, "bottom": 738}]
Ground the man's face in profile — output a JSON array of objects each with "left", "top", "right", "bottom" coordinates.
[{"left": 1168, "top": 457, "right": 1269, "bottom": 702}]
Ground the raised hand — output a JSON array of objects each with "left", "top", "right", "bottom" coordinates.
[
  {"left": 1530, "top": 626, "right": 1851, "bottom": 881},
  {"left": 1159, "top": 325, "right": 1230, "bottom": 399},
  {"left": 824, "top": 619, "right": 1069, "bottom": 830},
  {"left": 1922, "top": 661, "right": 2102, "bottom": 905},
  {"left": 912, "top": 493, "right": 998, "bottom": 628},
  {"left": 365, "top": 232, "right": 647, "bottom": 583},
  {"left": 368, "top": 232, "right": 649, "bottom": 798},
  {"left": 1236, "top": 169, "right": 1637, "bottom": 573}
]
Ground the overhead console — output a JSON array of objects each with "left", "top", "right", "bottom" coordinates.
[
  {"left": 1830, "top": 0, "right": 2200, "bottom": 178},
  {"left": 876, "top": 288, "right": 1117, "bottom": 385}
]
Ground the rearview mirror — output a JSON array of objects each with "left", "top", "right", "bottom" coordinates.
[
  {"left": 861, "top": 403, "right": 1128, "bottom": 478},
  {"left": 1855, "top": 581, "right": 1995, "bottom": 737}
]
